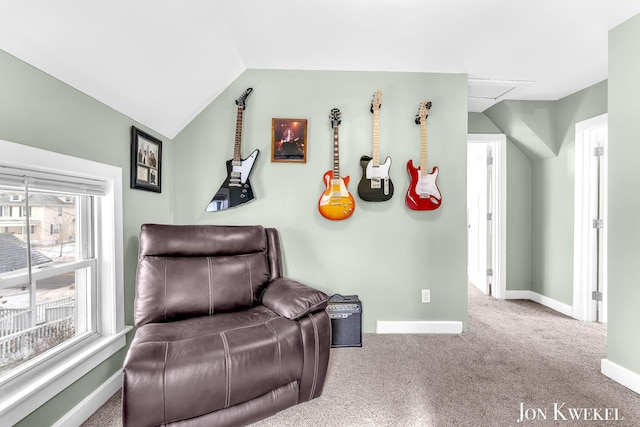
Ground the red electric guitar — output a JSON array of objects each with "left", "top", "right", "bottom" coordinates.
[
  {"left": 318, "top": 108, "right": 355, "bottom": 220},
  {"left": 405, "top": 101, "right": 442, "bottom": 210}
]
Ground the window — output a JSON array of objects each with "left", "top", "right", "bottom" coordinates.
[
  {"left": 0, "top": 139, "right": 129, "bottom": 425},
  {"left": 1, "top": 189, "right": 89, "bottom": 375},
  {"left": 50, "top": 223, "right": 61, "bottom": 235},
  {"left": 20, "top": 224, "right": 35, "bottom": 234}
]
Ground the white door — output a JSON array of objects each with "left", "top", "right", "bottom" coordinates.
[
  {"left": 573, "top": 114, "right": 608, "bottom": 322},
  {"left": 468, "top": 134, "right": 506, "bottom": 299},
  {"left": 467, "top": 143, "right": 490, "bottom": 294}
]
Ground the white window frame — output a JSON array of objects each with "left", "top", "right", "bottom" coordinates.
[{"left": 0, "top": 139, "right": 130, "bottom": 425}]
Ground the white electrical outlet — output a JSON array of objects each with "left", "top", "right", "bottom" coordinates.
[{"left": 421, "top": 289, "right": 430, "bottom": 303}]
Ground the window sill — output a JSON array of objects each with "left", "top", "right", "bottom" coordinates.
[{"left": 0, "top": 326, "right": 132, "bottom": 426}]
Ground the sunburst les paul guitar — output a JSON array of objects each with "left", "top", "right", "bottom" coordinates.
[
  {"left": 318, "top": 108, "right": 355, "bottom": 220},
  {"left": 206, "top": 88, "right": 259, "bottom": 212},
  {"left": 357, "top": 90, "right": 394, "bottom": 202},
  {"left": 406, "top": 101, "right": 442, "bottom": 210}
]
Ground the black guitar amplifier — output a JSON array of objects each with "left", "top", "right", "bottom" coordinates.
[{"left": 327, "top": 295, "right": 362, "bottom": 348}]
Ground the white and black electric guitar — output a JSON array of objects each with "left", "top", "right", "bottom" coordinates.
[
  {"left": 206, "top": 88, "right": 259, "bottom": 211},
  {"left": 357, "top": 90, "right": 394, "bottom": 201}
]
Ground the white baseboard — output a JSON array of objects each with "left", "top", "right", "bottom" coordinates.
[
  {"left": 505, "top": 290, "right": 573, "bottom": 317},
  {"left": 376, "top": 321, "right": 463, "bottom": 334},
  {"left": 53, "top": 370, "right": 121, "bottom": 427},
  {"left": 504, "top": 290, "right": 530, "bottom": 299},
  {"left": 601, "top": 359, "right": 640, "bottom": 395}
]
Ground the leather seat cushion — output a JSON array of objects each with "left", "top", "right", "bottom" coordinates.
[
  {"left": 135, "top": 253, "right": 271, "bottom": 326},
  {"left": 124, "top": 306, "right": 304, "bottom": 424}
]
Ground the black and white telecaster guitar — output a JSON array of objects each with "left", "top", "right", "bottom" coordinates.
[
  {"left": 206, "top": 88, "right": 259, "bottom": 211},
  {"left": 357, "top": 90, "right": 394, "bottom": 201}
]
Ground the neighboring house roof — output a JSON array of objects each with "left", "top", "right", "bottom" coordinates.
[
  {"left": 0, "top": 193, "right": 74, "bottom": 206},
  {"left": 0, "top": 233, "right": 52, "bottom": 274}
]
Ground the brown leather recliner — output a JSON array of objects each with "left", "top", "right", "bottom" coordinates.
[{"left": 122, "top": 224, "right": 331, "bottom": 427}]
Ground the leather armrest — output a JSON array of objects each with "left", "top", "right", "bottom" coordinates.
[{"left": 262, "top": 277, "right": 328, "bottom": 320}]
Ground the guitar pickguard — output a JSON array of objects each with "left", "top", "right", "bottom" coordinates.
[
  {"left": 414, "top": 168, "right": 441, "bottom": 200},
  {"left": 357, "top": 156, "right": 394, "bottom": 202},
  {"left": 206, "top": 149, "right": 259, "bottom": 211},
  {"left": 230, "top": 149, "right": 259, "bottom": 185}
]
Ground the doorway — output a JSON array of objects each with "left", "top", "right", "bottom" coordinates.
[
  {"left": 573, "top": 114, "right": 608, "bottom": 323},
  {"left": 467, "top": 134, "right": 506, "bottom": 299}
]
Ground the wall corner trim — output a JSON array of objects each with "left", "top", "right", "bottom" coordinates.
[
  {"left": 376, "top": 321, "right": 463, "bottom": 334},
  {"left": 504, "top": 290, "right": 573, "bottom": 318},
  {"left": 52, "top": 370, "right": 121, "bottom": 427},
  {"left": 601, "top": 359, "right": 640, "bottom": 395}
]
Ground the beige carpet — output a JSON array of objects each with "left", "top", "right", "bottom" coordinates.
[{"left": 82, "top": 286, "right": 640, "bottom": 426}]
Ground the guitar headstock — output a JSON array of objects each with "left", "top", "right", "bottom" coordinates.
[
  {"left": 370, "top": 90, "right": 382, "bottom": 113},
  {"left": 415, "top": 101, "right": 433, "bottom": 125},
  {"left": 329, "top": 108, "right": 342, "bottom": 128},
  {"left": 236, "top": 87, "right": 253, "bottom": 109}
]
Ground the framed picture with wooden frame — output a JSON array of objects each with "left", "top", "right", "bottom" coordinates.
[
  {"left": 271, "top": 118, "right": 308, "bottom": 163},
  {"left": 130, "top": 126, "right": 162, "bottom": 193}
]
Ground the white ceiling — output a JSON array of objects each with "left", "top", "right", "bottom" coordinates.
[{"left": 1, "top": 1, "right": 639, "bottom": 138}]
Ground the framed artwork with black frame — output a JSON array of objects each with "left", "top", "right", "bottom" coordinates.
[
  {"left": 271, "top": 118, "right": 308, "bottom": 163},
  {"left": 131, "top": 126, "right": 162, "bottom": 193}
]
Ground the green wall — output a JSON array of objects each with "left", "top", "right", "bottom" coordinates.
[
  {"left": 173, "top": 69, "right": 469, "bottom": 332},
  {"left": 0, "top": 50, "right": 174, "bottom": 425},
  {"left": 485, "top": 101, "right": 559, "bottom": 160},
  {"left": 530, "top": 81, "right": 607, "bottom": 304},
  {"left": 608, "top": 13, "right": 640, "bottom": 375},
  {"left": 477, "top": 80, "right": 607, "bottom": 303},
  {"left": 468, "top": 113, "right": 532, "bottom": 291}
]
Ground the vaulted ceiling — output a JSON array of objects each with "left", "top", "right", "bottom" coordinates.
[{"left": 1, "top": 1, "right": 639, "bottom": 138}]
